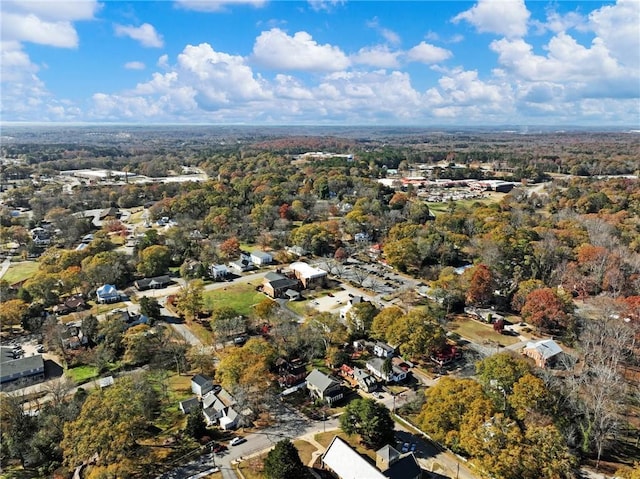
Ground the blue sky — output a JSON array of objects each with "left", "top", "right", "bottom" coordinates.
[{"left": 1, "top": 0, "right": 639, "bottom": 126}]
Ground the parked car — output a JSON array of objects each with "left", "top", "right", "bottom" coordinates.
[
  {"left": 229, "top": 437, "right": 246, "bottom": 447},
  {"left": 401, "top": 442, "right": 410, "bottom": 453}
]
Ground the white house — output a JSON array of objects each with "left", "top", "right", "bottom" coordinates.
[
  {"left": 373, "top": 341, "right": 395, "bottom": 358},
  {"left": 96, "top": 284, "right": 120, "bottom": 303},
  {"left": 209, "top": 264, "right": 229, "bottom": 280},
  {"left": 366, "top": 357, "right": 407, "bottom": 383},
  {"left": 250, "top": 251, "right": 273, "bottom": 266},
  {"left": 191, "top": 374, "right": 214, "bottom": 397}
]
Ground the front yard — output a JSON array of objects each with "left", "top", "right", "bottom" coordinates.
[
  {"left": 448, "top": 315, "right": 523, "bottom": 347},
  {"left": 202, "top": 283, "right": 265, "bottom": 317}
]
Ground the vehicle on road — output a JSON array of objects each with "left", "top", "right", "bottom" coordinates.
[{"left": 229, "top": 437, "right": 246, "bottom": 446}]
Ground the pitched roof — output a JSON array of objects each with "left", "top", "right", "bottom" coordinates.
[
  {"left": 376, "top": 444, "right": 400, "bottom": 465},
  {"left": 192, "top": 374, "right": 213, "bottom": 387},
  {"left": 525, "top": 339, "right": 563, "bottom": 360},
  {"left": 322, "top": 436, "right": 386, "bottom": 479},
  {"left": 382, "top": 454, "right": 421, "bottom": 479},
  {"left": 306, "top": 368, "right": 339, "bottom": 393}
]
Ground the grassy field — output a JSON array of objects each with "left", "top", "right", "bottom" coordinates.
[
  {"left": 293, "top": 439, "right": 318, "bottom": 466},
  {"left": 448, "top": 316, "right": 521, "bottom": 347},
  {"left": 426, "top": 192, "right": 503, "bottom": 215},
  {"left": 65, "top": 365, "right": 99, "bottom": 383},
  {"left": 2, "top": 261, "right": 39, "bottom": 284},
  {"left": 202, "top": 283, "right": 265, "bottom": 317}
]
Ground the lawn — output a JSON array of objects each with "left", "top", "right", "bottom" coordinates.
[
  {"left": 426, "top": 192, "right": 502, "bottom": 215},
  {"left": 314, "top": 431, "right": 377, "bottom": 462},
  {"left": 448, "top": 316, "right": 520, "bottom": 347},
  {"left": 202, "top": 283, "right": 265, "bottom": 317},
  {"left": 65, "top": 365, "right": 99, "bottom": 383},
  {"left": 2, "top": 261, "right": 39, "bottom": 284},
  {"left": 293, "top": 439, "right": 318, "bottom": 466}
]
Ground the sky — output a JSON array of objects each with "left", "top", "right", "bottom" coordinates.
[{"left": 1, "top": 0, "right": 639, "bottom": 127}]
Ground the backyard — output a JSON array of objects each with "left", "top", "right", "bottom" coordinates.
[
  {"left": 203, "top": 283, "right": 265, "bottom": 317},
  {"left": 2, "top": 261, "right": 39, "bottom": 284},
  {"left": 448, "top": 315, "right": 524, "bottom": 347}
]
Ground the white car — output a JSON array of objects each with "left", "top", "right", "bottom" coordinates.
[{"left": 229, "top": 437, "right": 246, "bottom": 447}]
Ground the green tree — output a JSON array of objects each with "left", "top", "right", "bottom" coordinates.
[
  {"left": 185, "top": 407, "right": 208, "bottom": 440},
  {"left": 81, "top": 250, "right": 131, "bottom": 288},
  {"left": 139, "top": 296, "right": 162, "bottom": 324},
  {"left": 263, "top": 439, "right": 310, "bottom": 479},
  {"left": 340, "top": 398, "right": 395, "bottom": 449},
  {"left": 176, "top": 279, "right": 205, "bottom": 321},
  {"left": 383, "top": 238, "right": 420, "bottom": 273},
  {"left": 137, "top": 244, "right": 171, "bottom": 277},
  {"left": 386, "top": 309, "right": 446, "bottom": 360},
  {"left": 476, "top": 353, "right": 531, "bottom": 411},
  {"left": 371, "top": 306, "right": 404, "bottom": 341},
  {"left": 345, "top": 301, "right": 379, "bottom": 335}
]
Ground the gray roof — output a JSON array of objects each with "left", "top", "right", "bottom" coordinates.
[
  {"left": 376, "top": 444, "right": 400, "bottom": 465},
  {"left": 306, "top": 368, "right": 339, "bottom": 393},
  {"left": 0, "top": 353, "right": 45, "bottom": 384},
  {"left": 192, "top": 374, "right": 212, "bottom": 387},
  {"left": 180, "top": 397, "right": 200, "bottom": 414},
  {"left": 251, "top": 251, "right": 272, "bottom": 260},
  {"left": 269, "top": 278, "right": 299, "bottom": 290},
  {"left": 265, "top": 271, "right": 286, "bottom": 281}
]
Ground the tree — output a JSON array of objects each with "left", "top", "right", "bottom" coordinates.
[
  {"left": 175, "top": 279, "right": 204, "bottom": 321},
  {"left": 345, "top": 301, "right": 379, "bottom": 335},
  {"left": 0, "top": 298, "right": 27, "bottom": 327},
  {"left": 217, "top": 338, "right": 276, "bottom": 400},
  {"left": 263, "top": 439, "right": 310, "bottom": 479},
  {"left": 219, "top": 236, "right": 241, "bottom": 259},
  {"left": 511, "top": 279, "right": 545, "bottom": 313},
  {"left": 61, "top": 375, "right": 158, "bottom": 470},
  {"left": 383, "top": 238, "right": 420, "bottom": 273},
  {"left": 417, "top": 377, "right": 493, "bottom": 450},
  {"left": 253, "top": 298, "right": 278, "bottom": 322},
  {"left": 386, "top": 309, "right": 446, "bottom": 360},
  {"left": 340, "top": 398, "right": 395, "bottom": 449},
  {"left": 137, "top": 244, "right": 171, "bottom": 277},
  {"left": 371, "top": 306, "right": 404, "bottom": 341},
  {"left": 476, "top": 353, "right": 531, "bottom": 412},
  {"left": 209, "top": 307, "right": 246, "bottom": 340},
  {"left": 521, "top": 287, "right": 573, "bottom": 333},
  {"left": 507, "top": 373, "right": 551, "bottom": 421},
  {"left": 0, "top": 393, "right": 38, "bottom": 467},
  {"left": 139, "top": 296, "right": 162, "bottom": 324},
  {"left": 185, "top": 407, "right": 208, "bottom": 440},
  {"left": 466, "top": 264, "right": 495, "bottom": 306},
  {"left": 81, "top": 314, "right": 100, "bottom": 346}
]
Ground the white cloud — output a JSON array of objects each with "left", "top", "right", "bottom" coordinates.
[
  {"left": 307, "top": 0, "right": 345, "bottom": 13},
  {"left": 157, "top": 54, "right": 169, "bottom": 69},
  {"left": 531, "top": 9, "right": 587, "bottom": 35},
  {"left": 125, "top": 61, "right": 146, "bottom": 70},
  {"left": 174, "top": 0, "right": 267, "bottom": 12},
  {"left": 406, "top": 42, "right": 452, "bottom": 64},
  {"left": 114, "top": 23, "right": 164, "bottom": 48},
  {"left": 351, "top": 45, "right": 400, "bottom": 68},
  {"left": 366, "top": 17, "right": 401, "bottom": 46},
  {"left": 3, "top": 0, "right": 100, "bottom": 21},
  {"left": 589, "top": 0, "right": 640, "bottom": 68},
  {"left": 453, "top": 0, "right": 530, "bottom": 38},
  {"left": 491, "top": 34, "right": 622, "bottom": 83},
  {"left": 252, "top": 28, "right": 350, "bottom": 71},
  {"left": 1, "top": 12, "right": 79, "bottom": 48}
]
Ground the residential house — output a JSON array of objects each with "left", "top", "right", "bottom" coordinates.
[
  {"left": 321, "top": 436, "right": 421, "bottom": 479},
  {"left": 179, "top": 397, "right": 200, "bottom": 414},
  {"left": 0, "top": 348, "right": 45, "bottom": 389},
  {"left": 289, "top": 262, "right": 327, "bottom": 289},
  {"left": 366, "top": 357, "right": 407, "bottom": 383},
  {"left": 286, "top": 245, "right": 307, "bottom": 257},
  {"left": 306, "top": 368, "right": 344, "bottom": 405},
  {"left": 53, "top": 294, "right": 86, "bottom": 315},
  {"left": 250, "top": 251, "right": 273, "bottom": 266},
  {"left": 523, "top": 339, "right": 564, "bottom": 368},
  {"left": 354, "top": 368, "right": 377, "bottom": 392},
  {"left": 209, "top": 264, "right": 229, "bottom": 281},
  {"left": 201, "top": 388, "right": 242, "bottom": 430},
  {"left": 276, "top": 358, "right": 307, "bottom": 387},
  {"left": 262, "top": 272, "right": 300, "bottom": 299},
  {"left": 339, "top": 295, "right": 363, "bottom": 321},
  {"left": 373, "top": 341, "right": 395, "bottom": 358},
  {"left": 98, "top": 376, "right": 115, "bottom": 388},
  {"left": 96, "top": 284, "right": 120, "bottom": 303},
  {"left": 134, "top": 275, "right": 172, "bottom": 291},
  {"left": 228, "top": 255, "right": 254, "bottom": 273},
  {"left": 191, "top": 374, "right": 214, "bottom": 397}
]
